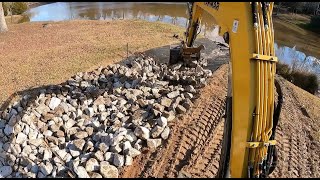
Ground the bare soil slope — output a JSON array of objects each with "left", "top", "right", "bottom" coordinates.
[{"left": 120, "top": 64, "right": 320, "bottom": 178}]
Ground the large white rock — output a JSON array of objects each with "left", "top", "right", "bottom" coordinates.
[
  {"left": 75, "top": 166, "right": 90, "bottom": 178},
  {"left": 100, "top": 162, "right": 119, "bottom": 178},
  {"left": 134, "top": 126, "right": 150, "bottom": 140},
  {"left": 147, "top": 138, "right": 162, "bottom": 150},
  {"left": 157, "top": 117, "right": 168, "bottom": 127},
  {"left": 16, "top": 132, "right": 27, "bottom": 144},
  {"left": 49, "top": 97, "right": 61, "bottom": 110},
  {"left": 85, "top": 158, "right": 100, "bottom": 172}
]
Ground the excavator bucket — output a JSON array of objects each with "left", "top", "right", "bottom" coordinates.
[{"left": 169, "top": 42, "right": 204, "bottom": 67}]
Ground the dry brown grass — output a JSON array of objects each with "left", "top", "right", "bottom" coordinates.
[{"left": 0, "top": 19, "right": 185, "bottom": 106}]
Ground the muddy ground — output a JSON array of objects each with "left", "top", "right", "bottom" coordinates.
[{"left": 119, "top": 39, "right": 320, "bottom": 178}]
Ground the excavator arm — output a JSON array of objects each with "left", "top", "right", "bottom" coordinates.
[{"left": 170, "top": 2, "right": 280, "bottom": 178}]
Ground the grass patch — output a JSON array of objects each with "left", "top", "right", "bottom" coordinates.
[{"left": 0, "top": 19, "right": 185, "bottom": 105}]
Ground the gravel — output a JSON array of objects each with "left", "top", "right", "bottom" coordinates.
[{"left": 0, "top": 53, "right": 212, "bottom": 178}]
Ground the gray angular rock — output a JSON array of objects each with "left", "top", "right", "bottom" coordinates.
[
  {"left": 4, "top": 125, "right": 14, "bottom": 136},
  {"left": 0, "top": 166, "right": 12, "bottom": 178},
  {"left": 113, "top": 154, "right": 124, "bottom": 167}
]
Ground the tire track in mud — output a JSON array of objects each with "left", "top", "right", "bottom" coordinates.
[
  {"left": 180, "top": 118, "right": 225, "bottom": 178},
  {"left": 269, "top": 77, "right": 320, "bottom": 178}
]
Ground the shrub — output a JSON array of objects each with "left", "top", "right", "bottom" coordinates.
[
  {"left": 2, "top": 2, "right": 9, "bottom": 16},
  {"left": 309, "top": 15, "right": 320, "bottom": 29},
  {"left": 276, "top": 62, "right": 319, "bottom": 94},
  {"left": 11, "top": 2, "right": 28, "bottom": 15}
]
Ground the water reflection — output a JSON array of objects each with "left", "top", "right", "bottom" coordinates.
[
  {"left": 23, "top": 2, "right": 220, "bottom": 31},
  {"left": 275, "top": 43, "right": 320, "bottom": 75}
]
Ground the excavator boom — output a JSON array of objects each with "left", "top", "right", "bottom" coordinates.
[{"left": 170, "top": 2, "right": 280, "bottom": 178}]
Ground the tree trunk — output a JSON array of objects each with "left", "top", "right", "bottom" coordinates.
[{"left": 0, "top": 2, "right": 8, "bottom": 32}]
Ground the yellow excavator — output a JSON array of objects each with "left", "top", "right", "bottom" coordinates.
[{"left": 169, "top": 2, "right": 283, "bottom": 178}]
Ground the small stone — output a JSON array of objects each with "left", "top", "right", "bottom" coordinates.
[
  {"left": 125, "top": 155, "right": 133, "bottom": 166},
  {"left": 73, "top": 139, "right": 86, "bottom": 150},
  {"left": 157, "top": 116, "right": 167, "bottom": 127},
  {"left": 85, "top": 108, "right": 94, "bottom": 117},
  {"left": 28, "top": 139, "right": 43, "bottom": 147},
  {"left": 134, "top": 126, "right": 150, "bottom": 140},
  {"left": 109, "top": 144, "right": 122, "bottom": 154},
  {"left": 127, "top": 147, "right": 141, "bottom": 157},
  {"left": 161, "top": 126, "right": 170, "bottom": 140},
  {"left": 151, "top": 125, "right": 165, "bottom": 138},
  {"left": 160, "top": 97, "right": 172, "bottom": 108},
  {"left": 75, "top": 166, "right": 90, "bottom": 178},
  {"left": 100, "top": 162, "right": 118, "bottom": 178},
  {"left": 85, "top": 127, "right": 94, "bottom": 136},
  {"left": 49, "top": 97, "right": 61, "bottom": 110},
  {"left": 74, "top": 131, "right": 88, "bottom": 139},
  {"left": 0, "top": 166, "right": 12, "bottom": 178},
  {"left": 65, "top": 119, "right": 76, "bottom": 129},
  {"left": 39, "top": 162, "right": 53, "bottom": 176},
  {"left": 162, "top": 111, "right": 175, "bottom": 122},
  {"left": 55, "top": 149, "right": 68, "bottom": 160},
  {"left": 104, "top": 152, "right": 113, "bottom": 162},
  {"left": 176, "top": 105, "right": 186, "bottom": 114},
  {"left": 4, "top": 125, "right": 14, "bottom": 136},
  {"left": 85, "top": 158, "right": 100, "bottom": 172},
  {"left": 98, "top": 143, "right": 109, "bottom": 153},
  {"left": 113, "top": 154, "right": 124, "bottom": 167},
  {"left": 147, "top": 138, "right": 162, "bottom": 150},
  {"left": 37, "top": 171, "right": 45, "bottom": 178},
  {"left": 43, "top": 149, "right": 52, "bottom": 161},
  {"left": 55, "top": 130, "right": 65, "bottom": 138},
  {"left": 94, "top": 151, "right": 105, "bottom": 162},
  {"left": 16, "top": 132, "right": 27, "bottom": 144},
  {"left": 43, "top": 130, "right": 53, "bottom": 137},
  {"left": 167, "top": 91, "right": 180, "bottom": 99},
  {"left": 90, "top": 172, "right": 103, "bottom": 178}
]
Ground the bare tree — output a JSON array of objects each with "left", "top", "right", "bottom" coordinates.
[{"left": 0, "top": 2, "right": 8, "bottom": 32}]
